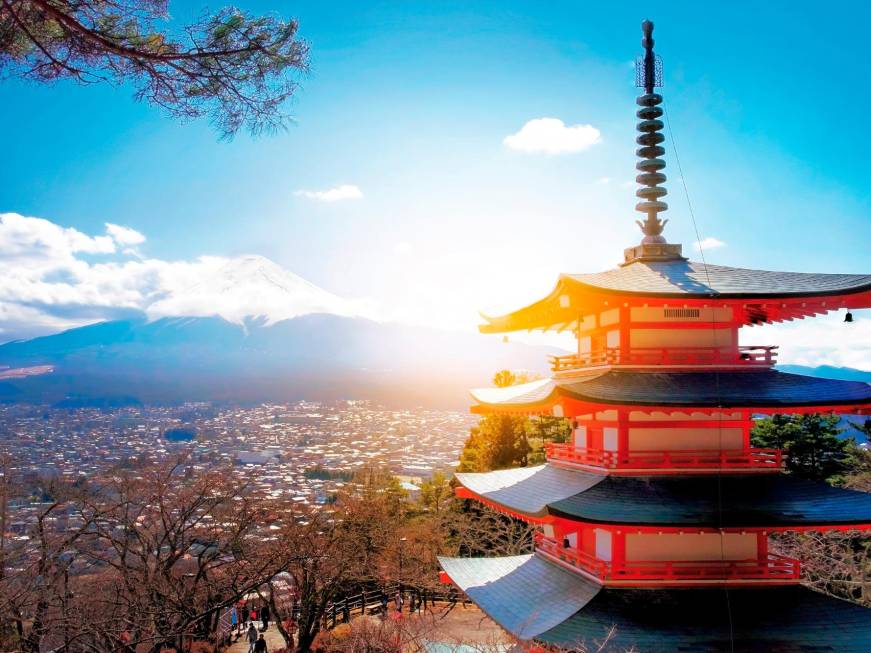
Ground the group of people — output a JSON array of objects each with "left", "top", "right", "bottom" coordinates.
[
  {"left": 245, "top": 625, "right": 267, "bottom": 653},
  {"left": 229, "top": 601, "right": 273, "bottom": 653},
  {"left": 231, "top": 602, "right": 271, "bottom": 633}
]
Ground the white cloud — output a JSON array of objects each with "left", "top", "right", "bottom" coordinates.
[
  {"left": 744, "top": 311, "right": 871, "bottom": 370},
  {"left": 294, "top": 184, "right": 363, "bottom": 202},
  {"left": 0, "top": 212, "right": 115, "bottom": 260},
  {"left": 596, "top": 177, "right": 611, "bottom": 185},
  {"left": 106, "top": 222, "right": 146, "bottom": 245},
  {"left": 503, "top": 118, "right": 601, "bottom": 155},
  {"left": 0, "top": 212, "right": 367, "bottom": 342},
  {"left": 393, "top": 242, "right": 412, "bottom": 255},
  {"left": 693, "top": 237, "right": 726, "bottom": 251}
]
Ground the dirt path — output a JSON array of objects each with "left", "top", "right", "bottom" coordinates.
[
  {"left": 223, "top": 605, "right": 509, "bottom": 652},
  {"left": 225, "top": 626, "right": 288, "bottom": 653},
  {"left": 427, "top": 604, "right": 510, "bottom": 646}
]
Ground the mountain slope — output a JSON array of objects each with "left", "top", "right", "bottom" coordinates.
[
  {"left": 776, "top": 364, "right": 871, "bottom": 383},
  {"left": 0, "top": 314, "right": 557, "bottom": 407}
]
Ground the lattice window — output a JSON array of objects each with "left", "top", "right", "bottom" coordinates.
[{"left": 663, "top": 308, "right": 700, "bottom": 319}]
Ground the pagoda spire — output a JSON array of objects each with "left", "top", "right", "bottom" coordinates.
[
  {"left": 635, "top": 20, "right": 667, "bottom": 243},
  {"left": 624, "top": 19, "right": 684, "bottom": 264}
]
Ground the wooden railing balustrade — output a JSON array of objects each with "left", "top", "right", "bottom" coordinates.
[
  {"left": 535, "top": 534, "right": 800, "bottom": 584},
  {"left": 549, "top": 345, "right": 778, "bottom": 372},
  {"left": 545, "top": 443, "right": 784, "bottom": 471}
]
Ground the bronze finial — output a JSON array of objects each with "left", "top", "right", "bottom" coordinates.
[
  {"left": 641, "top": 19, "right": 656, "bottom": 94},
  {"left": 634, "top": 19, "right": 668, "bottom": 245},
  {"left": 624, "top": 20, "right": 685, "bottom": 263}
]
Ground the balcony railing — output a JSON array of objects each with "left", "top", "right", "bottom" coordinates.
[
  {"left": 545, "top": 443, "right": 783, "bottom": 471},
  {"left": 549, "top": 345, "right": 778, "bottom": 372},
  {"left": 535, "top": 534, "right": 800, "bottom": 584}
]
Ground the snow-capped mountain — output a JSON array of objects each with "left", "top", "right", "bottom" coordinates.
[
  {"left": 0, "top": 313, "right": 557, "bottom": 406},
  {"left": 0, "top": 249, "right": 559, "bottom": 407},
  {"left": 145, "top": 255, "right": 366, "bottom": 325}
]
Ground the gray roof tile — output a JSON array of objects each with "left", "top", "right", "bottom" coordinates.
[
  {"left": 548, "top": 473, "right": 871, "bottom": 527},
  {"left": 456, "top": 465, "right": 604, "bottom": 517},
  {"left": 472, "top": 370, "right": 871, "bottom": 408},
  {"left": 440, "top": 556, "right": 871, "bottom": 650},
  {"left": 541, "top": 586, "right": 871, "bottom": 652},
  {"left": 566, "top": 260, "right": 871, "bottom": 298},
  {"left": 437, "top": 554, "right": 601, "bottom": 639}
]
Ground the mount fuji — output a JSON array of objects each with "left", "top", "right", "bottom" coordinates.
[
  {"left": 145, "top": 255, "right": 367, "bottom": 326},
  {"left": 0, "top": 255, "right": 555, "bottom": 407}
]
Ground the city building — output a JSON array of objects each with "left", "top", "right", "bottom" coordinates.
[{"left": 439, "top": 21, "right": 871, "bottom": 651}]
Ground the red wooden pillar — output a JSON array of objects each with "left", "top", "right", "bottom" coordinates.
[
  {"left": 612, "top": 530, "right": 626, "bottom": 572},
  {"left": 619, "top": 305, "right": 631, "bottom": 360},
  {"left": 618, "top": 409, "right": 629, "bottom": 461},
  {"left": 756, "top": 532, "right": 769, "bottom": 560}
]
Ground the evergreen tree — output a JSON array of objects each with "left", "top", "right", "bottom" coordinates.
[
  {"left": 457, "top": 413, "right": 530, "bottom": 472},
  {"left": 1, "top": 1, "right": 309, "bottom": 137},
  {"left": 419, "top": 471, "right": 452, "bottom": 514},
  {"left": 850, "top": 417, "right": 871, "bottom": 442},
  {"left": 457, "top": 370, "right": 531, "bottom": 472},
  {"left": 752, "top": 413, "right": 850, "bottom": 481}
]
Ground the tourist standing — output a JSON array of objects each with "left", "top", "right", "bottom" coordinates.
[
  {"left": 254, "top": 634, "right": 268, "bottom": 653},
  {"left": 261, "top": 602, "right": 270, "bottom": 630},
  {"left": 246, "top": 623, "right": 258, "bottom": 653}
]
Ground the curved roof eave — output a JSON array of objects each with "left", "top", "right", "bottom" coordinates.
[
  {"left": 438, "top": 554, "right": 601, "bottom": 641},
  {"left": 457, "top": 466, "right": 871, "bottom": 529},
  {"left": 546, "top": 473, "right": 871, "bottom": 528},
  {"left": 538, "top": 585, "right": 871, "bottom": 652},
  {"left": 478, "top": 263, "right": 871, "bottom": 333},
  {"left": 472, "top": 371, "right": 871, "bottom": 412},
  {"left": 478, "top": 278, "right": 572, "bottom": 335},
  {"left": 561, "top": 268, "right": 871, "bottom": 300},
  {"left": 455, "top": 465, "right": 605, "bottom": 518}
]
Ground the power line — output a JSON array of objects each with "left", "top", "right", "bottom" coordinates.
[{"left": 663, "top": 101, "right": 735, "bottom": 653}]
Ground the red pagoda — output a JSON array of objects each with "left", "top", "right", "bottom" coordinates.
[{"left": 439, "top": 21, "right": 871, "bottom": 652}]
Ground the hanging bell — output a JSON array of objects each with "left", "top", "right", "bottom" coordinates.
[{"left": 844, "top": 311, "right": 854, "bottom": 323}]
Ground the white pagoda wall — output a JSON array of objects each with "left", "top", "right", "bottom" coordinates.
[
  {"left": 625, "top": 532, "right": 757, "bottom": 561},
  {"left": 628, "top": 427, "right": 744, "bottom": 451},
  {"left": 629, "top": 327, "right": 735, "bottom": 350}
]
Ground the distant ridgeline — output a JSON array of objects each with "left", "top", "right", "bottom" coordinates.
[
  {"left": 777, "top": 364, "right": 871, "bottom": 383},
  {"left": 0, "top": 314, "right": 557, "bottom": 407}
]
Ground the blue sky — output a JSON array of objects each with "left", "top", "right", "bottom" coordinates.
[{"left": 0, "top": 1, "right": 869, "bottom": 364}]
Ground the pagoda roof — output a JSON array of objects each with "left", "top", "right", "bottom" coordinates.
[
  {"left": 480, "top": 259, "right": 871, "bottom": 333},
  {"left": 471, "top": 369, "right": 871, "bottom": 412},
  {"left": 439, "top": 554, "right": 871, "bottom": 651},
  {"left": 542, "top": 584, "right": 871, "bottom": 652},
  {"left": 547, "top": 473, "right": 871, "bottom": 527},
  {"left": 567, "top": 260, "right": 871, "bottom": 298},
  {"left": 438, "top": 554, "right": 599, "bottom": 640},
  {"left": 456, "top": 465, "right": 871, "bottom": 528},
  {"left": 455, "top": 465, "right": 601, "bottom": 518}
]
